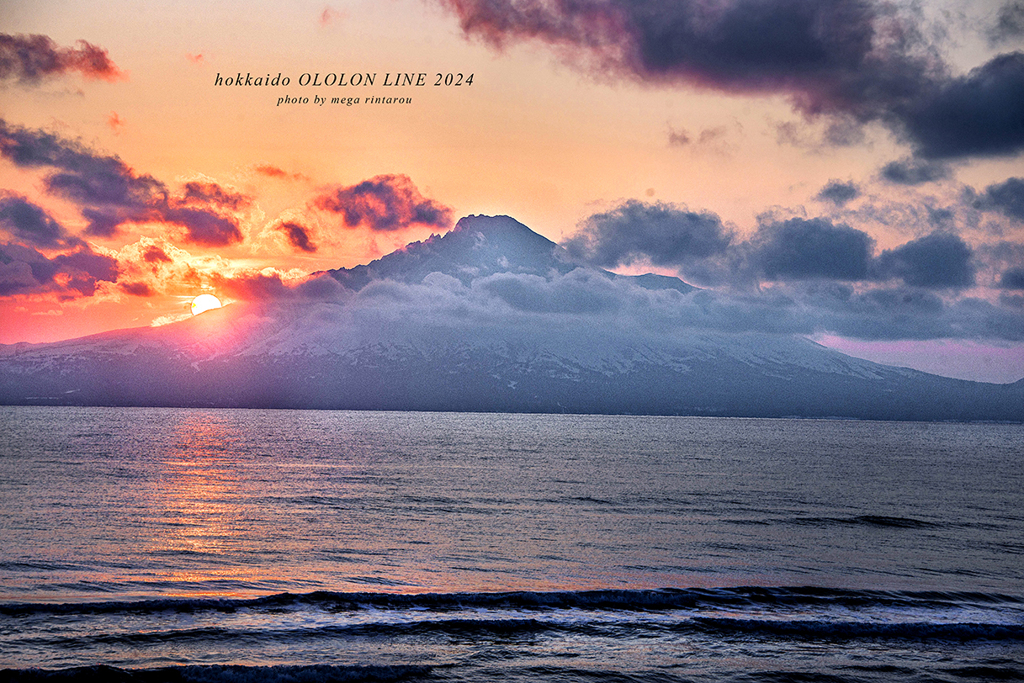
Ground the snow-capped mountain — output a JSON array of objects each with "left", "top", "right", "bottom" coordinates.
[{"left": 1, "top": 215, "right": 1021, "bottom": 420}]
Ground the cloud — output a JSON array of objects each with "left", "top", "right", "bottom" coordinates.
[
  {"left": 0, "top": 33, "right": 125, "bottom": 84},
  {"left": 563, "top": 200, "right": 733, "bottom": 269},
  {"left": 319, "top": 6, "right": 345, "bottom": 26},
  {"left": 0, "top": 119, "right": 245, "bottom": 246},
  {"left": 0, "top": 242, "right": 118, "bottom": 298},
  {"left": 753, "top": 217, "right": 874, "bottom": 281},
  {"left": 160, "top": 206, "right": 243, "bottom": 246},
  {"left": 667, "top": 124, "right": 737, "bottom": 151},
  {"left": 1001, "top": 267, "right": 1024, "bottom": 289},
  {"left": 880, "top": 157, "right": 950, "bottom": 185},
  {"left": 0, "top": 192, "right": 83, "bottom": 249},
  {"left": 896, "top": 52, "right": 1024, "bottom": 159},
  {"left": 668, "top": 127, "right": 691, "bottom": 146},
  {"left": 816, "top": 180, "right": 860, "bottom": 205},
  {"left": 106, "top": 111, "right": 126, "bottom": 136},
  {"left": 875, "top": 232, "right": 975, "bottom": 288},
  {"left": 119, "top": 281, "right": 154, "bottom": 297},
  {"left": 976, "top": 177, "right": 1024, "bottom": 221},
  {"left": 803, "top": 285, "right": 1024, "bottom": 341},
  {"left": 340, "top": 257, "right": 1024, "bottom": 344},
  {"left": 142, "top": 245, "right": 172, "bottom": 263},
  {"left": 570, "top": 200, "right": 991, "bottom": 293},
  {"left": 474, "top": 268, "right": 619, "bottom": 315},
  {"left": 0, "top": 119, "right": 163, "bottom": 208},
  {"left": 314, "top": 174, "right": 453, "bottom": 232},
  {"left": 208, "top": 270, "right": 297, "bottom": 302},
  {"left": 434, "top": 0, "right": 1024, "bottom": 159},
  {"left": 253, "top": 163, "right": 307, "bottom": 181},
  {"left": 179, "top": 181, "right": 252, "bottom": 210},
  {"left": 990, "top": 1, "right": 1024, "bottom": 44},
  {"left": 278, "top": 221, "right": 317, "bottom": 252}
]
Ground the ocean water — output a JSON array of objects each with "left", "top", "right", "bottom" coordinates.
[{"left": 0, "top": 407, "right": 1022, "bottom": 682}]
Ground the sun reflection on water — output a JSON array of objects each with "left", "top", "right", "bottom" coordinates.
[{"left": 143, "top": 414, "right": 264, "bottom": 596}]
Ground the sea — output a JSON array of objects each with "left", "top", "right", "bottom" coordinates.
[{"left": 1, "top": 406, "right": 1022, "bottom": 682}]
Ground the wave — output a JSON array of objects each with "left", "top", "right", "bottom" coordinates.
[
  {"left": 0, "top": 664, "right": 435, "bottom": 682},
  {"left": 4, "top": 586, "right": 1021, "bottom": 616},
  {"left": 3, "top": 587, "right": 1022, "bottom": 648},
  {"left": 788, "top": 514, "right": 942, "bottom": 529},
  {"left": 3, "top": 588, "right": 1023, "bottom": 683},
  {"left": 20, "top": 617, "right": 1024, "bottom": 652}
]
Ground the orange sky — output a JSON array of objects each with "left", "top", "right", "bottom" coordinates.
[{"left": 1, "top": 0, "right": 1023, "bottom": 382}]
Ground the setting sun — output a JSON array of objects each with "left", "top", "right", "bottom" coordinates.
[{"left": 190, "top": 294, "right": 222, "bottom": 316}]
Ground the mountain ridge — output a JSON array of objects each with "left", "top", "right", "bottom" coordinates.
[
  {"left": 320, "top": 214, "right": 696, "bottom": 294},
  {"left": 1, "top": 215, "right": 1020, "bottom": 420}
]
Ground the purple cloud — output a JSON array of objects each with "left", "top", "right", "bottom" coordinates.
[
  {"left": 754, "top": 217, "right": 874, "bottom": 281},
  {"left": 0, "top": 33, "right": 125, "bottom": 84},
  {"left": 180, "top": 181, "right": 252, "bottom": 210},
  {"left": 0, "top": 242, "right": 118, "bottom": 298},
  {"left": 0, "top": 119, "right": 244, "bottom": 246},
  {"left": 977, "top": 177, "right": 1024, "bottom": 221},
  {"left": 0, "top": 192, "right": 83, "bottom": 249},
  {"left": 278, "top": 221, "right": 317, "bottom": 252},
  {"left": 315, "top": 174, "right": 452, "bottom": 232},
  {"left": 816, "top": 180, "right": 861, "bottom": 205},
  {"left": 564, "top": 200, "right": 733, "bottom": 268},
  {"left": 434, "top": 0, "right": 1024, "bottom": 159},
  {"left": 875, "top": 233, "right": 975, "bottom": 289}
]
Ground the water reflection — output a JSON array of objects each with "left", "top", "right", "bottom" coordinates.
[{"left": 143, "top": 413, "right": 261, "bottom": 594}]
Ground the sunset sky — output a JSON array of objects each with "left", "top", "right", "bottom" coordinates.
[{"left": 1, "top": 0, "right": 1023, "bottom": 382}]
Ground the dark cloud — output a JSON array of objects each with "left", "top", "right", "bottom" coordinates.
[
  {"left": 437, "top": 0, "right": 884, "bottom": 100},
  {"left": 315, "top": 174, "right": 452, "bottom": 232},
  {"left": 564, "top": 200, "right": 733, "bottom": 268},
  {"left": 753, "top": 217, "right": 873, "bottom": 281},
  {"left": 143, "top": 245, "right": 172, "bottom": 263},
  {"left": 0, "top": 33, "right": 125, "bottom": 84},
  {"left": 180, "top": 181, "right": 252, "bottom": 210},
  {"left": 816, "top": 180, "right": 860, "bottom": 205},
  {"left": 1001, "top": 267, "right": 1024, "bottom": 289},
  {"left": 0, "top": 242, "right": 118, "bottom": 298},
  {"left": 0, "top": 119, "right": 164, "bottom": 210},
  {"left": 978, "top": 177, "right": 1024, "bottom": 221},
  {"left": 278, "top": 221, "right": 317, "bottom": 252},
  {"left": 880, "top": 157, "right": 950, "bottom": 185},
  {"left": 875, "top": 232, "right": 975, "bottom": 289},
  {"left": 0, "top": 119, "right": 244, "bottom": 246},
  {"left": 119, "top": 281, "right": 154, "bottom": 297},
  {"left": 896, "top": 52, "right": 1024, "bottom": 159},
  {"left": 160, "top": 206, "right": 243, "bottom": 246},
  {"left": 990, "top": 1, "right": 1024, "bottom": 43},
  {"left": 435, "top": 0, "right": 1024, "bottom": 159},
  {"left": 0, "top": 192, "right": 82, "bottom": 248},
  {"left": 569, "top": 199, "right": 991, "bottom": 295}
]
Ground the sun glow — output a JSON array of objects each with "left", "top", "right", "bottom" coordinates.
[{"left": 190, "top": 294, "right": 222, "bottom": 316}]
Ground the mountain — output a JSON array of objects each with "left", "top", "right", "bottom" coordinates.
[
  {"left": 1, "top": 215, "right": 1021, "bottom": 420},
  {"left": 319, "top": 214, "right": 696, "bottom": 293}
]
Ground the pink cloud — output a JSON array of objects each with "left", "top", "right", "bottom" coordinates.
[{"left": 0, "top": 33, "right": 126, "bottom": 83}]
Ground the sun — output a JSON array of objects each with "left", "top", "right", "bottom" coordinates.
[{"left": 190, "top": 294, "right": 223, "bottom": 316}]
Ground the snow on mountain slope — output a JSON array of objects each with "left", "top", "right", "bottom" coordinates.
[{"left": 1, "top": 215, "right": 1020, "bottom": 419}]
